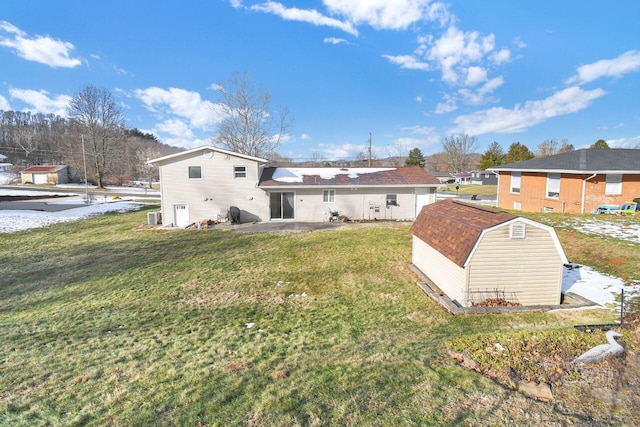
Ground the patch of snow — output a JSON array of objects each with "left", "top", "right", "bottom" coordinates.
[
  {"left": 0, "top": 172, "right": 19, "bottom": 185},
  {"left": 563, "top": 264, "right": 640, "bottom": 307},
  {"left": 271, "top": 167, "right": 395, "bottom": 183},
  {"left": 0, "top": 188, "right": 78, "bottom": 197},
  {"left": 0, "top": 201, "right": 144, "bottom": 233},
  {"left": 246, "top": 322, "right": 255, "bottom": 329},
  {"left": 560, "top": 218, "right": 640, "bottom": 243}
]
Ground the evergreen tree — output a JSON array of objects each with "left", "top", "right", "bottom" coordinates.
[
  {"left": 405, "top": 147, "right": 426, "bottom": 168},
  {"left": 477, "top": 141, "right": 505, "bottom": 170},
  {"left": 504, "top": 142, "right": 535, "bottom": 163},
  {"left": 591, "top": 139, "right": 610, "bottom": 149}
]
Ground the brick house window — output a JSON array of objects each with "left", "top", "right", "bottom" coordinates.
[
  {"left": 546, "top": 173, "right": 560, "bottom": 198},
  {"left": 605, "top": 174, "right": 622, "bottom": 195},
  {"left": 510, "top": 172, "right": 521, "bottom": 194}
]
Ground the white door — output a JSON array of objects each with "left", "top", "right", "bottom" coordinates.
[
  {"left": 174, "top": 204, "right": 190, "bottom": 227},
  {"left": 415, "top": 192, "right": 430, "bottom": 217},
  {"left": 34, "top": 174, "right": 48, "bottom": 184}
]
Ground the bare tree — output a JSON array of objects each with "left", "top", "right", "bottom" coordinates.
[
  {"left": 557, "top": 139, "right": 574, "bottom": 154},
  {"left": 213, "top": 72, "right": 292, "bottom": 158},
  {"left": 442, "top": 134, "right": 479, "bottom": 173},
  {"left": 536, "top": 139, "right": 558, "bottom": 157},
  {"left": 67, "top": 85, "right": 126, "bottom": 188}
]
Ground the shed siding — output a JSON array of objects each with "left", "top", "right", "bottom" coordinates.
[
  {"left": 466, "top": 221, "right": 563, "bottom": 305},
  {"left": 290, "top": 187, "right": 431, "bottom": 222},
  {"left": 412, "top": 236, "right": 466, "bottom": 304},
  {"left": 158, "top": 151, "right": 268, "bottom": 226}
]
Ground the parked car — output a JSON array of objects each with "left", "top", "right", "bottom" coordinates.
[
  {"left": 596, "top": 205, "right": 619, "bottom": 215},
  {"left": 616, "top": 201, "right": 639, "bottom": 215}
]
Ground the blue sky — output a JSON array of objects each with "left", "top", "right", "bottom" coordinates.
[{"left": 2, "top": 1, "right": 640, "bottom": 161}]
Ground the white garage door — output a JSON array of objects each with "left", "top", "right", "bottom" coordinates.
[{"left": 34, "top": 174, "right": 48, "bottom": 184}]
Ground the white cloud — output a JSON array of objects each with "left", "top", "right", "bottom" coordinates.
[
  {"left": 134, "top": 87, "right": 222, "bottom": 130},
  {"left": 156, "top": 119, "right": 195, "bottom": 138},
  {"left": 435, "top": 97, "right": 457, "bottom": 114},
  {"left": 251, "top": 2, "right": 358, "bottom": 36},
  {"left": 458, "top": 76, "right": 504, "bottom": 105},
  {"left": 324, "top": 37, "right": 348, "bottom": 45},
  {"left": 9, "top": 88, "right": 71, "bottom": 116},
  {"left": 301, "top": 133, "right": 311, "bottom": 140},
  {"left": 382, "top": 54, "right": 430, "bottom": 71},
  {"left": 323, "top": 0, "right": 436, "bottom": 30},
  {"left": 0, "top": 20, "right": 81, "bottom": 68},
  {"left": 490, "top": 48, "right": 511, "bottom": 64},
  {"left": 606, "top": 136, "right": 640, "bottom": 149},
  {"left": 426, "top": 25, "right": 496, "bottom": 84},
  {"left": 0, "top": 94, "right": 10, "bottom": 111},
  {"left": 160, "top": 136, "right": 210, "bottom": 150},
  {"left": 451, "top": 86, "right": 606, "bottom": 135},
  {"left": 230, "top": 0, "right": 244, "bottom": 8},
  {"left": 317, "top": 142, "right": 365, "bottom": 160},
  {"left": 415, "top": 96, "right": 423, "bottom": 103},
  {"left": 512, "top": 36, "right": 526, "bottom": 49},
  {"left": 465, "top": 66, "right": 487, "bottom": 86},
  {"left": 566, "top": 50, "right": 640, "bottom": 85}
]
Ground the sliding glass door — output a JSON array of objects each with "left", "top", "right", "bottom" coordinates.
[{"left": 270, "top": 191, "right": 295, "bottom": 220}]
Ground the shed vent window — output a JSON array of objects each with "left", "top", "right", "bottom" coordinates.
[{"left": 510, "top": 223, "right": 526, "bottom": 239}]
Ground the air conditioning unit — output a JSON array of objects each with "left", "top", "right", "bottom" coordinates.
[{"left": 148, "top": 212, "right": 159, "bottom": 225}]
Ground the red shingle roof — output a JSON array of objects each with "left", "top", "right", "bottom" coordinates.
[
  {"left": 411, "top": 199, "right": 516, "bottom": 267},
  {"left": 21, "top": 165, "right": 67, "bottom": 173},
  {"left": 259, "top": 166, "right": 440, "bottom": 187}
]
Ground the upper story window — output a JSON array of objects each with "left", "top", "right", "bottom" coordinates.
[
  {"left": 546, "top": 173, "right": 560, "bottom": 198},
  {"left": 234, "top": 166, "right": 247, "bottom": 179},
  {"left": 510, "top": 172, "right": 521, "bottom": 194},
  {"left": 605, "top": 174, "right": 622, "bottom": 195},
  {"left": 386, "top": 194, "right": 398, "bottom": 207},
  {"left": 323, "top": 189, "right": 335, "bottom": 203},
  {"left": 188, "top": 166, "right": 202, "bottom": 179}
]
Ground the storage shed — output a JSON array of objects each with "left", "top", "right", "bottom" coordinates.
[
  {"left": 411, "top": 199, "right": 567, "bottom": 307},
  {"left": 20, "top": 165, "right": 69, "bottom": 185}
]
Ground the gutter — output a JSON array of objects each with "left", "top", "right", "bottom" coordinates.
[{"left": 581, "top": 173, "right": 597, "bottom": 214}]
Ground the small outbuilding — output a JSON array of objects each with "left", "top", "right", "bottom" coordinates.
[
  {"left": 20, "top": 165, "right": 69, "bottom": 185},
  {"left": 411, "top": 199, "right": 567, "bottom": 307}
]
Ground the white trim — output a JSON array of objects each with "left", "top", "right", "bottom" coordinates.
[
  {"left": 148, "top": 145, "right": 268, "bottom": 165},
  {"left": 493, "top": 168, "right": 640, "bottom": 174}
]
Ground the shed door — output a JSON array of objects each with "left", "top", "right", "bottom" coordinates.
[
  {"left": 174, "top": 204, "right": 189, "bottom": 227},
  {"left": 34, "top": 174, "right": 48, "bottom": 184}
]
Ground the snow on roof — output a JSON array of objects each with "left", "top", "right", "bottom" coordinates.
[{"left": 271, "top": 167, "right": 396, "bottom": 183}]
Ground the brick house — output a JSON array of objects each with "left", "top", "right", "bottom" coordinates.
[{"left": 492, "top": 148, "right": 640, "bottom": 214}]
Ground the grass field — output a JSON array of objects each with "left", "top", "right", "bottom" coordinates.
[{"left": 0, "top": 207, "right": 635, "bottom": 426}]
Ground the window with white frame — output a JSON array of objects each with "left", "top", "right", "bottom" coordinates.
[
  {"left": 605, "top": 174, "right": 622, "bottom": 195},
  {"left": 323, "top": 189, "right": 335, "bottom": 203},
  {"left": 188, "top": 166, "right": 202, "bottom": 179},
  {"left": 510, "top": 172, "right": 521, "bottom": 194},
  {"left": 546, "top": 173, "right": 560, "bottom": 198},
  {"left": 386, "top": 194, "right": 398, "bottom": 207},
  {"left": 513, "top": 201, "right": 522, "bottom": 210},
  {"left": 234, "top": 166, "right": 247, "bottom": 178}
]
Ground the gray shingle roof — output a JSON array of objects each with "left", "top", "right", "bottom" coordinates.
[{"left": 492, "top": 148, "right": 640, "bottom": 173}]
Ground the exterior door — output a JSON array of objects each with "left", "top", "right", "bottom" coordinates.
[
  {"left": 270, "top": 192, "right": 295, "bottom": 220},
  {"left": 34, "top": 174, "right": 48, "bottom": 184},
  {"left": 174, "top": 204, "right": 189, "bottom": 227}
]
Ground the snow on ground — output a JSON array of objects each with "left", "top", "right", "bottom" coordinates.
[
  {"left": 562, "top": 264, "right": 639, "bottom": 307},
  {"left": 0, "top": 201, "right": 144, "bottom": 234},
  {"left": 0, "top": 189, "right": 79, "bottom": 197},
  {"left": 0, "top": 172, "right": 18, "bottom": 185},
  {"left": 561, "top": 218, "right": 640, "bottom": 243},
  {"left": 56, "top": 183, "right": 160, "bottom": 195}
]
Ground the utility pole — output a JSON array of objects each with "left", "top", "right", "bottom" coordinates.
[{"left": 368, "top": 132, "right": 372, "bottom": 167}]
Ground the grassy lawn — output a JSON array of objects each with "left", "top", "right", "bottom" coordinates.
[
  {"left": 0, "top": 208, "right": 630, "bottom": 426},
  {"left": 438, "top": 184, "right": 497, "bottom": 196}
]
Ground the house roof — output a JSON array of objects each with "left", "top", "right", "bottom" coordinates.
[
  {"left": 492, "top": 148, "right": 640, "bottom": 174},
  {"left": 147, "top": 145, "right": 268, "bottom": 165},
  {"left": 21, "top": 165, "right": 67, "bottom": 173},
  {"left": 258, "top": 166, "right": 441, "bottom": 188},
  {"left": 411, "top": 199, "right": 516, "bottom": 267}
]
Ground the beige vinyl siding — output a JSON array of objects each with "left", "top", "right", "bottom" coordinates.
[
  {"left": 412, "top": 237, "right": 466, "bottom": 304},
  {"left": 287, "top": 187, "right": 433, "bottom": 222},
  {"left": 466, "top": 221, "right": 563, "bottom": 306},
  {"left": 158, "top": 151, "right": 268, "bottom": 226}
]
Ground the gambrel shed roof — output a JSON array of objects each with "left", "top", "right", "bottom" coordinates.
[{"left": 411, "top": 199, "right": 517, "bottom": 267}]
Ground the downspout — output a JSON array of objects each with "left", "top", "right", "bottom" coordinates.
[{"left": 581, "top": 173, "right": 597, "bottom": 214}]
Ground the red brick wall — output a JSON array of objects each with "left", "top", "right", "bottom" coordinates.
[{"left": 498, "top": 172, "right": 640, "bottom": 214}]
